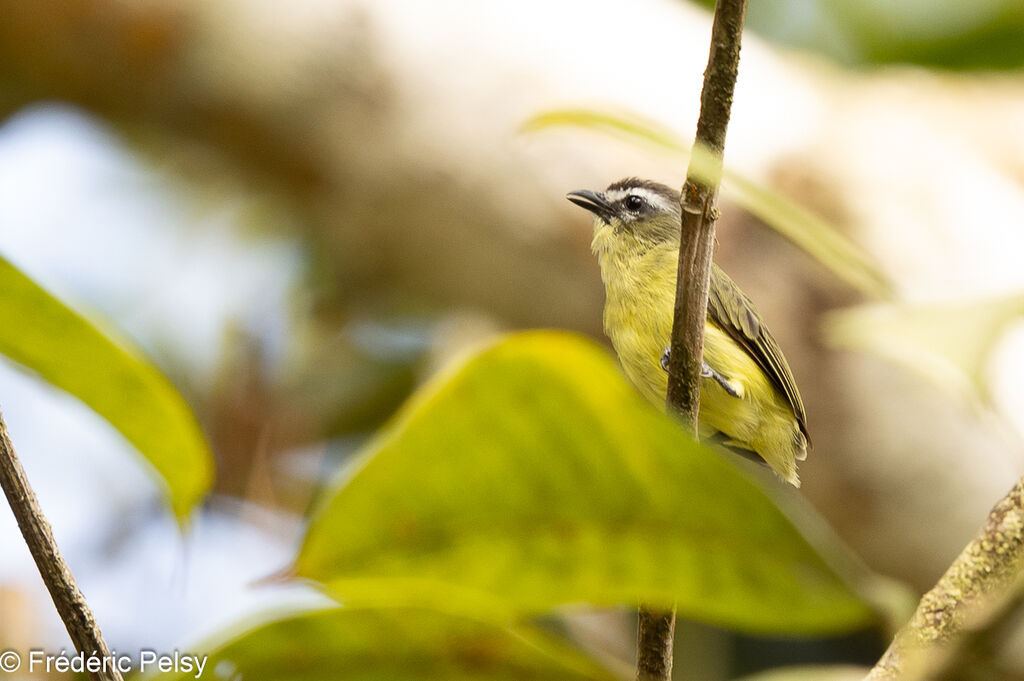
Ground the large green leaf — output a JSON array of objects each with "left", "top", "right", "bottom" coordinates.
[
  {"left": 822, "top": 295, "right": 1024, "bottom": 404},
  {"left": 153, "top": 606, "right": 617, "bottom": 681},
  {"left": 0, "top": 254, "right": 212, "bottom": 518},
  {"left": 297, "top": 331, "right": 873, "bottom": 634},
  {"left": 523, "top": 109, "right": 892, "bottom": 300}
]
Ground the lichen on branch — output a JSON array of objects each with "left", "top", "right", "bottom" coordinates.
[{"left": 866, "top": 476, "right": 1024, "bottom": 680}]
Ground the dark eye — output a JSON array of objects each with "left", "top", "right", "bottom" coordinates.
[{"left": 623, "top": 194, "right": 645, "bottom": 213}]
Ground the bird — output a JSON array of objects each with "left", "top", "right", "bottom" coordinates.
[{"left": 567, "top": 177, "right": 809, "bottom": 486}]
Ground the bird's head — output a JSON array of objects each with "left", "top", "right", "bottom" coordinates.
[{"left": 567, "top": 178, "right": 681, "bottom": 258}]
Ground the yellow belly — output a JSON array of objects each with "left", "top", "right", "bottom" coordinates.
[{"left": 602, "top": 266, "right": 803, "bottom": 485}]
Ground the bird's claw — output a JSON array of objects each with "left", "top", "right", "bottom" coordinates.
[
  {"left": 705, "top": 362, "right": 742, "bottom": 398},
  {"left": 660, "top": 347, "right": 741, "bottom": 399}
]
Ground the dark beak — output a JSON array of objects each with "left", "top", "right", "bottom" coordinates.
[{"left": 566, "top": 189, "right": 614, "bottom": 222}]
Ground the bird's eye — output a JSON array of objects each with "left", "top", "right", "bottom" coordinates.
[{"left": 623, "top": 195, "right": 645, "bottom": 213}]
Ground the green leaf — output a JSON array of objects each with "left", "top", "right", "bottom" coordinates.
[
  {"left": 152, "top": 606, "right": 617, "bottom": 681},
  {"left": 822, "top": 295, "right": 1024, "bottom": 404},
  {"left": 524, "top": 109, "right": 690, "bottom": 156},
  {"left": 523, "top": 109, "right": 892, "bottom": 300},
  {"left": 0, "top": 254, "right": 213, "bottom": 518},
  {"left": 297, "top": 331, "right": 873, "bottom": 634}
]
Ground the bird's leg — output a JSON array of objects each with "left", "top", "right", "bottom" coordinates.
[
  {"left": 660, "top": 347, "right": 742, "bottom": 399},
  {"left": 707, "top": 365, "right": 743, "bottom": 398}
]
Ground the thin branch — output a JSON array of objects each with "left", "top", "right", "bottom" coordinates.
[
  {"left": 865, "top": 475, "right": 1024, "bottom": 681},
  {"left": 637, "top": 2, "right": 749, "bottom": 681},
  {"left": 0, "top": 406, "right": 123, "bottom": 681},
  {"left": 665, "top": 0, "right": 748, "bottom": 426},
  {"left": 637, "top": 608, "right": 676, "bottom": 681}
]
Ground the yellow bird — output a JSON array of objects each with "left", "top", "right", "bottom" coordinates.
[{"left": 568, "top": 178, "right": 809, "bottom": 486}]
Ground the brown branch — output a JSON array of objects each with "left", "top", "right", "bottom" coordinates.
[
  {"left": 665, "top": 0, "right": 748, "bottom": 425},
  {"left": 637, "top": 608, "right": 676, "bottom": 681},
  {"left": 637, "top": 2, "right": 749, "bottom": 680},
  {"left": 865, "top": 475, "right": 1024, "bottom": 681},
  {"left": 926, "top": 581, "right": 1024, "bottom": 681},
  {"left": 0, "top": 407, "right": 123, "bottom": 681}
]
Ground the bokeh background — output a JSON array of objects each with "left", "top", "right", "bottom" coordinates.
[{"left": 2, "top": 0, "right": 1024, "bottom": 678}]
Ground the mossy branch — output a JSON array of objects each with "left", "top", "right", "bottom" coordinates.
[
  {"left": 865, "top": 475, "right": 1024, "bottom": 680},
  {"left": 637, "top": 2, "right": 749, "bottom": 680},
  {"left": 0, "top": 407, "right": 123, "bottom": 681}
]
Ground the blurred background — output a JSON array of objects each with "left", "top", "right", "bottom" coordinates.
[{"left": 1, "top": 0, "right": 1024, "bottom": 678}]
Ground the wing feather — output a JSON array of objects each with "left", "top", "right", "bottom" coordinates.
[{"left": 707, "top": 266, "right": 809, "bottom": 440}]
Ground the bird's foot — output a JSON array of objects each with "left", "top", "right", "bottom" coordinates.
[
  {"left": 702, "top": 362, "right": 742, "bottom": 398},
  {"left": 661, "top": 347, "right": 741, "bottom": 399}
]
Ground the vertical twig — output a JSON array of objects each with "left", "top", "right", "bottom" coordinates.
[
  {"left": 637, "top": 1, "right": 749, "bottom": 680},
  {"left": 0, "top": 407, "right": 123, "bottom": 681},
  {"left": 665, "top": 0, "right": 749, "bottom": 423},
  {"left": 637, "top": 609, "right": 677, "bottom": 681}
]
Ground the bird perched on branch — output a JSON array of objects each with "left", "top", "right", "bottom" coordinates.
[{"left": 568, "top": 178, "right": 809, "bottom": 486}]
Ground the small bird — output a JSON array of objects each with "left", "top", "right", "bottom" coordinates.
[{"left": 568, "top": 178, "right": 809, "bottom": 486}]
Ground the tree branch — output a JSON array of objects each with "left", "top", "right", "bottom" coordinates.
[
  {"left": 637, "top": 608, "right": 676, "bottom": 681},
  {"left": 637, "top": 2, "right": 749, "bottom": 680},
  {"left": 0, "top": 407, "right": 123, "bottom": 681},
  {"left": 665, "top": 0, "right": 748, "bottom": 425},
  {"left": 865, "top": 475, "right": 1024, "bottom": 681}
]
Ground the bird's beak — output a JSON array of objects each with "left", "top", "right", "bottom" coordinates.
[{"left": 566, "top": 189, "right": 614, "bottom": 222}]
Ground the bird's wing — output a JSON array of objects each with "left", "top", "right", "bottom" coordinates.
[{"left": 707, "top": 266, "right": 809, "bottom": 439}]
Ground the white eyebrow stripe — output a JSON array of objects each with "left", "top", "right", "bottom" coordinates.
[
  {"left": 631, "top": 188, "right": 667, "bottom": 210},
  {"left": 607, "top": 187, "right": 675, "bottom": 213}
]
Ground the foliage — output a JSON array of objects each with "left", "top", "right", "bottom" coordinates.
[
  {"left": 823, "top": 295, "right": 1024, "bottom": 405},
  {"left": 152, "top": 606, "right": 617, "bottom": 681},
  {"left": 297, "top": 331, "right": 873, "bottom": 634},
  {"left": 0, "top": 254, "right": 212, "bottom": 518}
]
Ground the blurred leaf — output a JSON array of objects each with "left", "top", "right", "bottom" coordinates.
[
  {"left": 524, "top": 109, "right": 689, "bottom": 156},
  {"left": 736, "top": 665, "right": 869, "bottom": 681},
  {"left": 0, "top": 255, "right": 212, "bottom": 518},
  {"left": 822, "top": 295, "right": 1024, "bottom": 403},
  {"left": 753, "top": 475, "right": 918, "bottom": 636},
  {"left": 153, "top": 606, "right": 617, "bottom": 681},
  {"left": 297, "top": 331, "right": 873, "bottom": 634},
  {"left": 524, "top": 109, "right": 891, "bottom": 300},
  {"left": 689, "top": 0, "right": 1024, "bottom": 70},
  {"left": 722, "top": 173, "right": 890, "bottom": 299}
]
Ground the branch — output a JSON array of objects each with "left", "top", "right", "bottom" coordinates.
[
  {"left": 0, "top": 407, "right": 123, "bottom": 681},
  {"left": 637, "top": 2, "right": 749, "bottom": 681},
  {"left": 865, "top": 475, "right": 1024, "bottom": 681},
  {"left": 665, "top": 0, "right": 748, "bottom": 425},
  {"left": 926, "top": 579, "right": 1024, "bottom": 681},
  {"left": 636, "top": 609, "right": 676, "bottom": 681}
]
